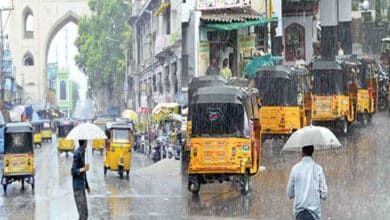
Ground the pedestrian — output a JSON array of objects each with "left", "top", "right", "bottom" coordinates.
[
  {"left": 206, "top": 57, "right": 220, "bottom": 76},
  {"left": 219, "top": 58, "right": 232, "bottom": 79},
  {"left": 71, "top": 139, "right": 90, "bottom": 220},
  {"left": 337, "top": 41, "right": 344, "bottom": 56},
  {"left": 287, "top": 145, "right": 328, "bottom": 220}
]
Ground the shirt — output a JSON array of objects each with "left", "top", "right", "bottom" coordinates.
[
  {"left": 220, "top": 67, "right": 232, "bottom": 79},
  {"left": 287, "top": 156, "right": 328, "bottom": 220},
  {"left": 71, "top": 147, "right": 89, "bottom": 191},
  {"left": 206, "top": 65, "right": 220, "bottom": 76}
]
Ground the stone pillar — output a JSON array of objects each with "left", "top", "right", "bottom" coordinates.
[
  {"left": 338, "top": 0, "right": 352, "bottom": 54},
  {"left": 320, "top": 0, "right": 338, "bottom": 59}
]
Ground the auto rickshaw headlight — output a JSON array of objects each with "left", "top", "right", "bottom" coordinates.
[
  {"left": 120, "top": 157, "right": 124, "bottom": 164},
  {"left": 5, "top": 160, "right": 9, "bottom": 167},
  {"left": 27, "top": 158, "right": 31, "bottom": 166},
  {"left": 232, "top": 147, "right": 236, "bottom": 157},
  {"left": 111, "top": 147, "right": 115, "bottom": 152}
]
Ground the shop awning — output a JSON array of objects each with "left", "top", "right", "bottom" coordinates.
[
  {"left": 205, "top": 17, "right": 278, "bottom": 31},
  {"left": 154, "top": 2, "right": 170, "bottom": 16}
]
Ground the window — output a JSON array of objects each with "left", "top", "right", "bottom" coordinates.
[
  {"left": 285, "top": 23, "right": 305, "bottom": 61},
  {"left": 23, "top": 52, "right": 34, "bottom": 66},
  {"left": 23, "top": 7, "right": 34, "bottom": 39},
  {"left": 60, "top": 81, "right": 67, "bottom": 100}
]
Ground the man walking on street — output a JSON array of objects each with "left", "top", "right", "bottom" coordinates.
[
  {"left": 71, "top": 139, "right": 90, "bottom": 220},
  {"left": 287, "top": 145, "right": 328, "bottom": 220}
]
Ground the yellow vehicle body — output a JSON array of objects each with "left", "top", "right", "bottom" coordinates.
[
  {"left": 104, "top": 123, "right": 133, "bottom": 179},
  {"left": 41, "top": 128, "right": 52, "bottom": 142},
  {"left": 3, "top": 154, "right": 34, "bottom": 176},
  {"left": 189, "top": 137, "right": 259, "bottom": 175},
  {"left": 2, "top": 123, "right": 35, "bottom": 193},
  {"left": 312, "top": 95, "right": 352, "bottom": 122},
  {"left": 33, "top": 133, "right": 42, "bottom": 145},
  {"left": 357, "top": 90, "right": 373, "bottom": 113},
  {"left": 260, "top": 106, "right": 305, "bottom": 135},
  {"left": 92, "top": 139, "right": 105, "bottom": 153},
  {"left": 57, "top": 137, "right": 75, "bottom": 151}
]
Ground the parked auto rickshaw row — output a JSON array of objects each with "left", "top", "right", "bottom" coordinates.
[{"left": 183, "top": 55, "right": 380, "bottom": 196}]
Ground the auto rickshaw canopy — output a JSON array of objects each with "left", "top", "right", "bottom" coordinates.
[{"left": 4, "top": 123, "right": 34, "bottom": 154}]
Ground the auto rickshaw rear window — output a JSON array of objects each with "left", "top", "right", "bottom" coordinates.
[
  {"left": 4, "top": 133, "right": 33, "bottom": 154},
  {"left": 312, "top": 70, "right": 347, "bottom": 95},
  {"left": 112, "top": 129, "right": 130, "bottom": 144},
  {"left": 191, "top": 103, "right": 249, "bottom": 138}
]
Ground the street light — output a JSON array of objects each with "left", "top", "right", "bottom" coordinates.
[{"left": 105, "top": 36, "right": 129, "bottom": 109}]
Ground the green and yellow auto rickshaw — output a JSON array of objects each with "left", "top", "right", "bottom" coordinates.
[
  {"left": 40, "top": 119, "right": 53, "bottom": 142},
  {"left": 2, "top": 123, "right": 35, "bottom": 194},
  {"left": 104, "top": 123, "right": 134, "bottom": 179},
  {"left": 31, "top": 121, "right": 42, "bottom": 148},
  {"left": 57, "top": 120, "right": 75, "bottom": 156}
]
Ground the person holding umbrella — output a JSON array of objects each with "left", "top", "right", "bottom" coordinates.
[
  {"left": 287, "top": 145, "right": 328, "bottom": 220},
  {"left": 71, "top": 139, "right": 90, "bottom": 220}
]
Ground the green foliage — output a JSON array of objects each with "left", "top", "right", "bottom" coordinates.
[
  {"left": 72, "top": 81, "right": 80, "bottom": 113},
  {"left": 75, "top": 0, "right": 132, "bottom": 99}
]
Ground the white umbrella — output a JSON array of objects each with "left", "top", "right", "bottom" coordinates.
[
  {"left": 66, "top": 122, "right": 107, "bottom": 140},
  {"left": 282, "top": 125, "right": 342, "bottom": 151}
]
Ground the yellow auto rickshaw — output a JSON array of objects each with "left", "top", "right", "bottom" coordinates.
[
  {"left": 31, "top": 121, "right": 42, "bottom": 148},
  {"left": 40, "top": 119, "right": 53, "bottom": 142},
  {"left": 104, "top": 123, "right": 133, "bottom": 179},
  {"left": 255, "top": 66, "right": 311, "bottom": 141},
  {"left": 92, "top": 121, "right": 108, "bottom": 155},
  {"left": 2, "top": 123, "right": 35, "bottom": 194},
  {"left": 57, "top": 120, "right": 75, "bottom": 156},
  {"left": 187, "top": 86, "right": 261, "bottom": 196}
]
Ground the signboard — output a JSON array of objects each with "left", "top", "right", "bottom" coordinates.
[
  {"left": 196, "top": 0, "right": 251, "bottom": 10},
  {"left": 238, "top": 34, "right": 256, "bottom": 74},
  {"left": 198, "top": 41, "right": 210, "bottom": 76},
  {"left": 47, "top": 63, "right": 58, "bottom": 89}
]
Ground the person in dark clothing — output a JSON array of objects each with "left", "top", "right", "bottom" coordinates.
[{"left": 71, "top": 139, "right": 90, "bottom": 220}]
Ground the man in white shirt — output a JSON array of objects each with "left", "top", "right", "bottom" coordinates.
[{"left": 287, "top": 145, "right": 328, "bottom": 220}]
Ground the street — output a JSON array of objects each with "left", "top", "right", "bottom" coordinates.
[{"left": 0, "top": 112, "right": 390, "bottom": 219}]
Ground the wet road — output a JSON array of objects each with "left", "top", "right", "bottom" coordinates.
[
  {"left": 183, "top": 112, "right": 390, "bottom": 219},
  {"left": 0, "top": 139, "right": 182, "bottom": 219},
  {"left": 1, "top": 112, "right": 390, "bottom": 219}
]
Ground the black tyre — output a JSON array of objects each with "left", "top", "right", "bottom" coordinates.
[
  {"left": 126, "top": 171, "right": 130, "bottom": 178},
  {"left": 92, "top": 149, "right": 94, "bottom": 155},
  {"left": 3, "top": 184, "right": 7, "bottom": 194},
  {"left": 362, "top": 113, "right": 368, "bottom": 126},
  {"left": 119, "top": 167, "right": 124, "bottom": 179},
  {"left": 100, "top": 149, "right": 104, "bottom": 155},
  {"left": 337, "top": 120, "right": 348, "bottom": 136},
  {"left": 21, "top": 179, "right": 25, "bottom": 190},
  {"left": 240, "top": 172, "right": 250, "bottom": 196},
  {"left": 104, "top": 166, "right": 107, "bottom": 176},
  {"left": 188, "top": 176, "right": 200, "bottom": 196}
]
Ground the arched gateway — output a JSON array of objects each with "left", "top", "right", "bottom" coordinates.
[{"left": 8, "top": 0, "right": 90, "bottom": 108}]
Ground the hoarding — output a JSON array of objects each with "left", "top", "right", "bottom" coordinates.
[{"left": 196, "top": 0, "right": 251, "bottom": 10}]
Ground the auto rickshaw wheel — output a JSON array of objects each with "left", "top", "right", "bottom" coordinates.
[
  {"left": 3, "top": 184, "right": 7, "bottom": 194},
  {"left": 100, "top": 149, "right": 104, "bottom": 155},
  {"left": 126, "top": 171, "right": 130, "bottom": 179},
  {"left": 362, "top": 113, "right": 369, "bottom": 126},
  {"left": 240, "top": 172, "right": 250, "bottom": 196},
  {"left": 21, "top": 179, "right": 25, "bottom": 190},
  {"left": 188, "top": 176, "right": 200, "bottom": 196},
  {"left": 92, "top": 149, "right": 94, "bottom": 155},
  {"left": 104, "top": 166, "right": 107, "bottom": 176},
  {"left": 119, "top": 167, "right": 124, "bottom": 179}
]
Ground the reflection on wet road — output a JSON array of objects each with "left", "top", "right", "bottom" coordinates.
[
  {"left": 184, "top": 112, "right": 390, "bottom": 219},
  {"left": 0, "top": 138, "right": 182, "bottom": 219},
  {"left": 1, "top": 113, "right": 390, "bottom": 219}
]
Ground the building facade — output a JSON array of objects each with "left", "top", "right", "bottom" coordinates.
[{"left": 129, "top": 0, "right": 182, "bottom": 111}]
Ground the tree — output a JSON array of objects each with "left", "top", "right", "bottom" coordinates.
[
  {"left": 75, "top": 0, "right": 132, "bottom": 111},
  {"left": 71, "top": 80, "right": 80, "bottom": 115}
]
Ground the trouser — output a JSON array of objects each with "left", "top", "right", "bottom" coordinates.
[
  {"left": 74, "top": 190, "right": 88, "bottom": 220},
  {"left": 296, "top": 209, "right": 315, "bottom": 220}
]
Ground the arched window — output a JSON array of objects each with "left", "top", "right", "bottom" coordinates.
[
  {"left": 285, "top": 23, "right": 305, "bottom": 62},
  {"left": 23, "top": 52, "right": 34, "bottom": 66},
  {"left": 60, "top": 81, "right": 67, "bottom": 100},
  {"left": 23, "top": 7, "right": 34, "bottom": 39}
]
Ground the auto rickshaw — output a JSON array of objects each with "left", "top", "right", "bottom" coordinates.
[
  {"left": 104, "top": 123, "right": 133, "bottom": 179},
  {"left": 2, "top": 123, "right": 35, "bottom": 193},
  {"left": 255, "top": 65, "right": 310, "bottom": 141},
  {"left": 57, "top": 120, "right": 75, "bottom": 156},
  {"left": 311, "top": 60, "right": 358, "bottom": 134},
  {"left": 183, "top": 75, "right": 227, "bottom": 175},
  {"left": 40, "top": 119, "right": 53, "bottom": 142},
  {"left": 31, "top": 121, "right": 42, "bottom": 148},
  {"left": 187, "top": 86, "right": 261, "bottom": 196},
  {"left": 92, "top": 120, "right": 107, "bottom": 155}
]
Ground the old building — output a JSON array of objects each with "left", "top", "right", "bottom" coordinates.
[{"left": 129, "top": 0, "right": 182, "bottom": 111}]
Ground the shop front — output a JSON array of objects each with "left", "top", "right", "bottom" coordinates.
[{"left": 196, "top": 6, "right": 277, "bottom": 77}]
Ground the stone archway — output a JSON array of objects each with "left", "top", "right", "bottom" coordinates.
[{"left": 8, "top": 0, "right": 90, "bottom": 108}]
